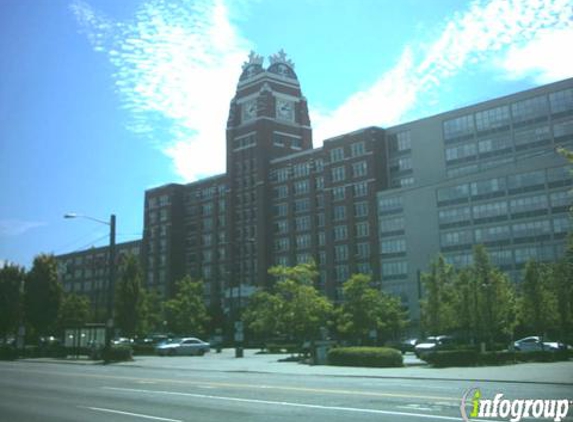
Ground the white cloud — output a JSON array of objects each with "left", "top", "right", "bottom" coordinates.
[
  {"left": 498, "top": 28, "right": 573, "bottom": 84},
  {"left": 71, "top": 0, "right": 572, "bottom": 178},
  {"left": 71, "top": 0, "right": 250, "bottom": 182},
  {"left": 312, "top": 0, "right": 573, "bottom": 144},
  {"left": 0, "top": 220, "right": 47, "bottom": 237}
]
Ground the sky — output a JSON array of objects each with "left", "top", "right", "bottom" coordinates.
[{"left": 1, "top": 0, "right": 572, "bottom": 269}]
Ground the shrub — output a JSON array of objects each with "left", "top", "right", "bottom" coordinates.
[
  {"left": 132, "top": 344, "right": 156, "bottom": 356},
  {"left": 424, "top": 350, "right": 479, "bottom": 367},
  {"left": 102, "top": 345, "right": 133, "bottom": 363},
  {"left": 0, "top": 346, "right": 18, "bottom": 361},
  {"left": 328, "top": 347, "right": 403, "bottom": 368}
]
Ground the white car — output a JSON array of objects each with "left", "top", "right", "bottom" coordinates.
[
  {"left": 513, "top": 336, "right": 565, "bottom": 352},
  {"left": 155, "top": 337, "right": 210, "bottom": 356}
]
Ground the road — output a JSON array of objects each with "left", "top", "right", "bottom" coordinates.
[{"left": 0, "top": 360, "right": 571, "bottom": 421}]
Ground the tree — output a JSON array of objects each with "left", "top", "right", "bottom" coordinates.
[
  {"left": 163, "top": 276, "right": 210, "bottom": 336},
  {"left": 25, "top": 254, "right": 63, "bottom": 338},
  {"left": 242, "top": 291, "right": 282, "bottom": 340},
  {"left": 550, "top": 236, "right": 573, "bottom": 341},
  {"left": 57, "top": 293, "right": 91, "bottom": 331},
  {"left": 336, "top": 273, "right": 407, "bottom": 345},
  {"left": 139, "top": 288, "right": 164, "bottom": 335},
  {"left": 518, "top": 260, "right": 558, "bottom": 337},
  {"left": 114, "top": 254, "right": 144, "bottom": 337},
  {"left": 420, "top": 255, "right": 457, "bottom": 335},
  {"left": 0, "top": 263, "right": 25, "bottom": 341},
  {"left": 452, "top": 268, "right": 480, "bottom": 342},
  {"left": 471, "top": 245, "right": 517, "bottom": 345},
  {"left": 244, "top": 262, "right": 332, "bottom": 343}
]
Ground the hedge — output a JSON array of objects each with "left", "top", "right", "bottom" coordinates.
[
  {"left": 422, "top": 349, "right": 571, "bottom": 367},
  {"left": 102, "top": 345, "right": 133, "bottom": 363},
  {"left": 0, "top": 346, "right": 18, "bottom": 361},
  {"left": 328, "top": 347, "right": 403, "bottom": 368}
]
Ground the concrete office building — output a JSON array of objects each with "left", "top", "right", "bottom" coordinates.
[{"left": 58, "top": 51, "right": 572, "bottom": 327}]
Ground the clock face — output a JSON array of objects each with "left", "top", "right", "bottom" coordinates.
[
  {"left": 242, "top": 99, "right": 257, "bottom": 121},
  {"left": 276, "top": 99, "right": 294, "bottom": 121}
]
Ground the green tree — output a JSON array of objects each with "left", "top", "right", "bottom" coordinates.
[
  {"left": 163, "top": 276, "right": 210, "bottom": 336},
  {"left": 420, "top": 255, "right": 457, "bottom": 335},
  {"left": 452, "top": 268, "right": 480, "bottom": 342},
  {"left": 518, "top": 260, "right": 558, "bottom": 336},
  {"left": 550, "top": 237, "right": 573, "bottom": 341},
  {"left": 471, "top": 245, "right": 517, "bottom": 345},
  {"left": 139, "top": 288, "right": 164, "bottom": 335},
  {"left": 274, "top": 277, "right": 333, "bottom": 343},
  {"left": 25, "top": 254, "right": 63, "bottom": 338},
  {"left": 114, "top": 254, "right": 145, "bottom": 337},
  {"left": 57, "top": 293, "right": 91, "bottom": 331},
  {"left": 244, "top": 262, "right": 332, "bottom": 343},
  {"left": 336, "top": 273, "right": 407, "bottom": 345},
  {"left": 0, "top": 263, "right": 25, "bottom": 341},
  {"left": 243, "top": 291, "right": 282, "bottom": 340}
]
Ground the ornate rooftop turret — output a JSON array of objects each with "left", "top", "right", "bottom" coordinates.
[{"left": 268, "top": 49, "right": 295, "bottom": 69}]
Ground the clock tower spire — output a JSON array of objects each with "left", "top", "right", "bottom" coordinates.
[{"left": 225, "top": 50, "right": 312, "bottom": 293}]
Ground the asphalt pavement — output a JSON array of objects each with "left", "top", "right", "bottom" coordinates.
[
  {"left": 24, "top": 348, "right": 573, "bottom": 385},
  {"left": 2, "top": 355, "right": 572, "bottom": 422}
]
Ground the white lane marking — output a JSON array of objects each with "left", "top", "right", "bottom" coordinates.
[
  {"left": 103, "top": 386, "right": 462, "bottom": 421},
  {"left": 80, "top": 406, "right": 182, "bottom": 422}
]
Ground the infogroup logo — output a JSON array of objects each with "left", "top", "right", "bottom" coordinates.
[{"left": 460, "top": 388, "right": 571, "bottom": 422}]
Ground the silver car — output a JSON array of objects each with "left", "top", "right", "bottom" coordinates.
[
  {"left": 513, "top": 336, "right": 565, "bottom": 352},
  {"left": 155, "top": 337, "right": 210, "bottom": 356}
]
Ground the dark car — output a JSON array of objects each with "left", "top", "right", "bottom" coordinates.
[{"left": 414, "top": 335, "right": 459, "bottom": 358}]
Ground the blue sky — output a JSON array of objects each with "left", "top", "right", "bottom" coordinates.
[{"left": 1, "top": 0, "right": 572, "bottom": 268}]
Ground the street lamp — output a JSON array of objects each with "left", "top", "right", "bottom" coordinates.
[{"left": 64, "top": 212, "right": 116, "bottom": 359}]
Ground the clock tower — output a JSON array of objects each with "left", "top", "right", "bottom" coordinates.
[{"left": 225, "top": 50, "right": 312, "bottom": 302}]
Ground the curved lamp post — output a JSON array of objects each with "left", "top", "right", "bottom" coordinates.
[{"left": 64, "top": 213, "right": 116, "bottom": 359}]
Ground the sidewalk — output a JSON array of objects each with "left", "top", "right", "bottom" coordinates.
[{"left": 21, "top": 349, "right": 573, "bottom": 385}]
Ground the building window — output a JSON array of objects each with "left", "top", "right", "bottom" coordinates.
[
  {"left": 332, "top": 186, "right": 345, "bottom": 201},
  {"left": 354, "top": 181, "right": 368, "bottom": 197},
  {"left": 294, "top": 198, "right": 310, "bottom": 214},
  {"left": 333, "top": 225, "right": 348, "bottom": 241},
  {"left": 335, "top": 265, "right": 349, "bottom": 282},
  {"left": 514, "top": 125, "right": 551, "bottom": 149},
  {"left": 275, "top": 237, "right": 290, "bottom": 252},
  {"left": 470, "top": 177, "right": 506, "bottom": 198},
  {"left": 276, "top": 168, "right": 290, "bottom": 182},
  {"left": 512, "top": 220, "right": 551, "bottom": 239},
  {"left": 333, "top": 205, "right": 346, "bottom": 221},
  {"left": 354, "top": 202, "right": 369, "bottom": 218},
  {"left": 440, "top": 229, "right": 473, "bottom": 248},
  {"left": 474, "top": 225, "right": 511, "bottom": 243},
  {"left": 381, "top": 261, "right": 408, "bottom": 277},
  {"left": 472, "top": 201, "right": 507, "bottom": 222},
  {"left": 296, "top": 234, "right": 311, "bottom": 249},
  {"left": 317, "top": 213, "right": 325, "bottom": 227},
  {"left": 274, "top": 203, "right": 288, "bottom": 217},
  {"left": 294, "top": 180, "right": 310, "bottom": 195},
  {"left": 378, "top": 195, "right": 403, "bottom": 214},
  {"left": 507, "top": 170, "right": 546, "bottom": 193},
  {"left": 509, "top": 194, "right": 548, "bottom": 215},
  {"left": 352, "top": 161, "right": 368, "bottom": 178},
  {"left": 315, "top": 176, "right": 324, "bottom": 190},
  {"left": 437, "top": 184, "right": 469, "bottom": 204},
  {"left": 356, "top": 222, "right": 370, "bottom": 237},
  {"left": 380, "top": 216, "right": 405, "bottom": 233},
  {"left": 335, "top": 245, "right": 348, "bottom": 261},
  {"left": 550, "top": 88, "right": 573, "bottom": 115},
  {"left": 511, "top": 95, "right": 548, "bottom": 124},
  {"left": 356, "top": 242, "right": 370, "bottom": 258},
  {"left": 318, "top": 232, "right": 326, "bottom": 246},
  {"left": 381, "top": 238, "right": 406, "bottom": 254},
  {"left": 331, "top": 166, "right": 346, "bottom": 182},
  {"left": 330, "top": 147, "right": 344, "bottom": 163},
  {"left": 276, "top": 220, "right": 289, "bottom": 234},
  {"left": 445, "top": 143, "right": 477, "bottom": 163},
  {"left": 293, "top": 163, "right": 311, "bottom": 178},
  {"left": 275, "top": 185, "right": 288, "bottom": 199},
  {"left": 351, "top": 141, "right": 366, "bottom": 157},
  {"left": 475, "top": 105, "right": 510, "bottom": 132},
  {"left": 295, "top": 216, "right": 311, "bottom": 232},
  {"left": 443, "top": 114, "right": 474, "bottom": 140}
]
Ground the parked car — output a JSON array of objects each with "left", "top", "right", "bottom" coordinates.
[
  {"left": 513, "top": 336, "right": 567, "bottom": 352},
  {"left": 385, "top": 338, "right": 419, "bottom": 354},
  {"left": 155, "top": 337, "right": 210, "bottom": 356},
  {"left": 414, "top": 335, "right": 459, "bottom": 358}
]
